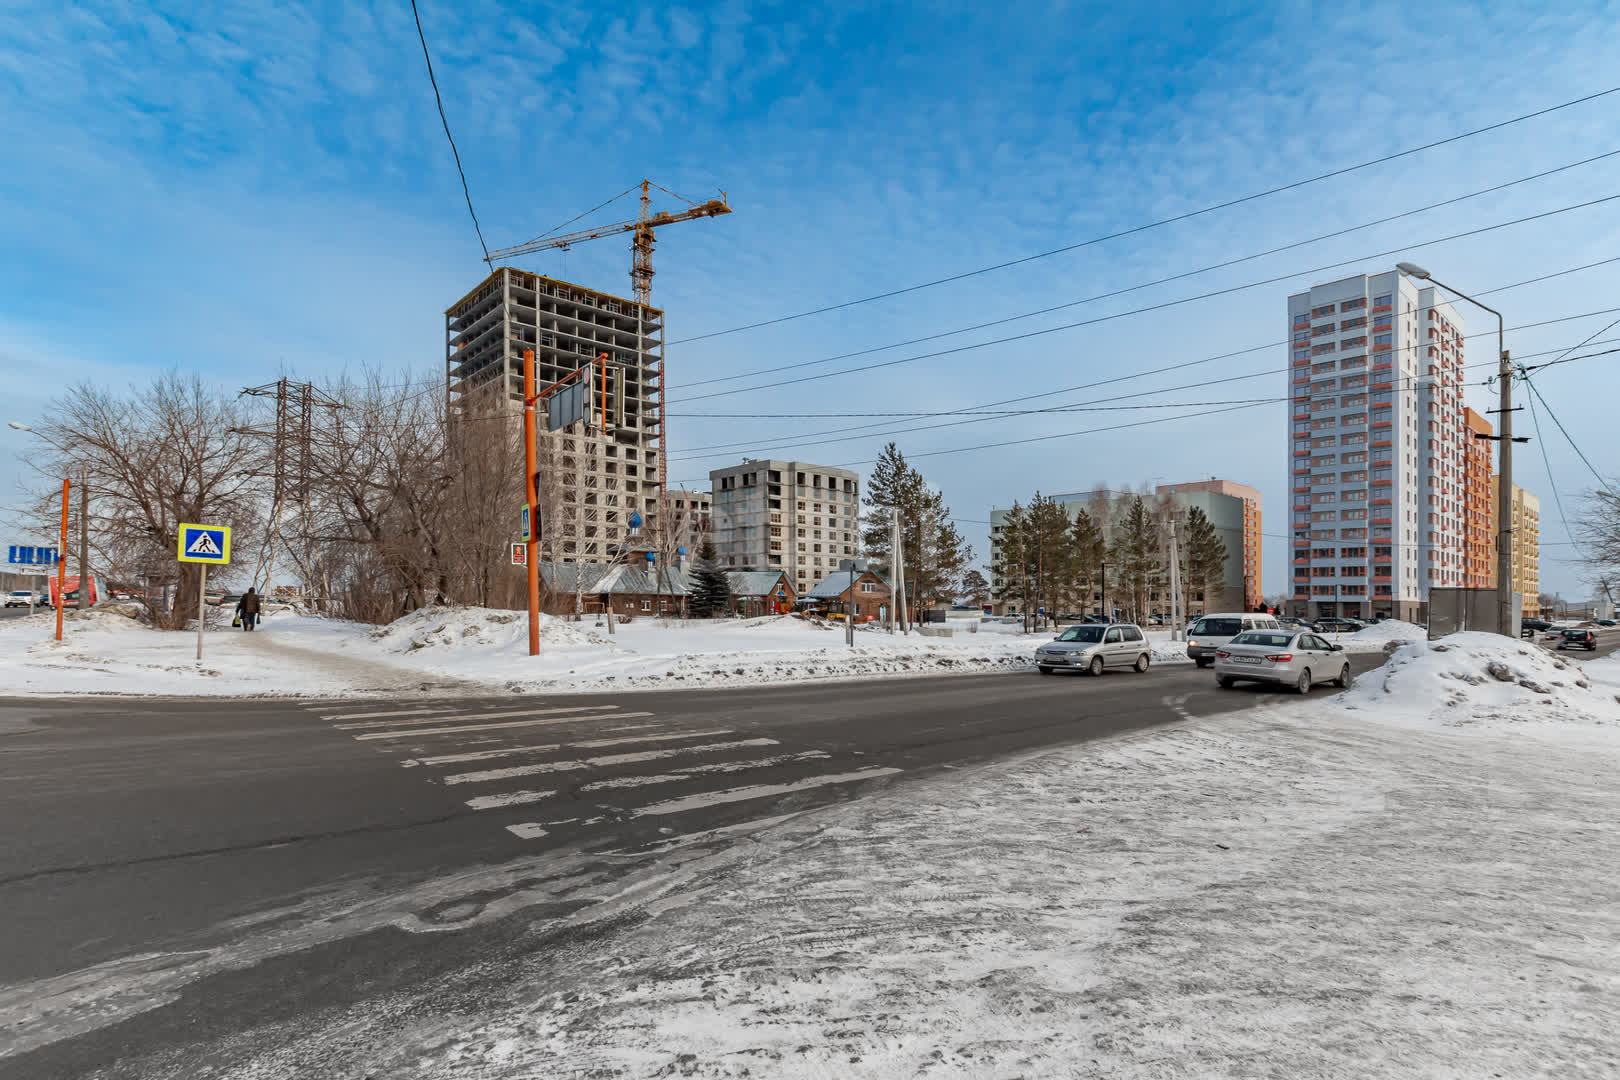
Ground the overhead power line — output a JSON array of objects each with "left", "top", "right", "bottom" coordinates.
[
  {"left": 409, "top": 0, "right": 490, "bottom": 263},
  {"left": 670, "top": 193, "right": 1620, "bottom": 405},
  {"left": 678, "top": 151, "right": 1620, "bottom": 391},
  {"left": 1521, "top": 377, "right": 1612, "bottom": 493},
  {"left": 1524, "top": 387, "right": 1577, "bottom": 550},
  {"left": 669, "top": 85, "right": 1620, "bottom": 346},
  {"left": 665, "top": 303, "right": 1620, "bottom": 462}
]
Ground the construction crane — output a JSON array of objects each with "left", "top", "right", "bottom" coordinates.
[{"left": 484, "top": 179, "right": 731, "bottom": 305}]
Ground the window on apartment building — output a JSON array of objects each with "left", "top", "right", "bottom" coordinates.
[
  {"left": 1374, "top": 333, "right": 1392, "bottom": 347},
  {"left": 1374, "top": 294, "right": 1392, "bottom": 307},
  {"left": 1293, "top": 349, "right": 1309, "bottom": 363},
  {"left": 1312, "top": 343, "right": 1336, "bottom": 355}
]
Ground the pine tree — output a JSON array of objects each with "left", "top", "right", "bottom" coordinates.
[
  {"left": 992, "top": 501, "right": 1032, "bottom": 615},
  {"left": 1068, "top": 507, "right": 1106, "bottom": 616},
  {"left": 1109, "top": 495, "right": 1160, "bottom": 623},
  {"left": 861, "top": 442, "right": 974, "bottom": 616},
  {"left": 960, "top": 569, "right": 991, "bottom": 607},
  {"left": 688, "top": 540, "right": 731, "bottom": 618},
  {"left": 1183, "top": 506, "right": 1228, "bottom": 615}
]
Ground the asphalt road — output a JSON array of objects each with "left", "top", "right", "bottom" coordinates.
[{"left": 0, "top": 656, "right": 1360, "bottom": 1078}]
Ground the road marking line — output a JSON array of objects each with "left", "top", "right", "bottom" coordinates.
[
  {"left": 402, "top": 723, "right": 682, "bottom": 766},
  {"left": 571, "top": 728, "right": 732, "bottom": 749},
  {"left": 466, "top": 789, "right": 555, "bottom": 810},
  {"left": 578, "top": 751, "right": 827, "bottom": 792},
  {"left": 336, "top": 705, "right": 618, "bottom": 731},
  {"left": 440, "top": 738, "right": 780, "bottom": 786},
  {"left": 354, "top": 711, "right": 653, "bottom": 740},
  {"left": 318, "top": 707, "right": 457, "bottom": 722},
  {"left": 506, "top": 823, "right": 549, "bottom": 839},
  {"left": 630, "top": 767, "right": 901, "bottom": 817}
]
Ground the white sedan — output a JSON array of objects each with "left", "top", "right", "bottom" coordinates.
[{"left": 1213, "top": 629, "right": 1352, "bottom": 695}]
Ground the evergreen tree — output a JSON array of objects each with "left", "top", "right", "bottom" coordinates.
[
  {"left": 1108, "top": 495, "right": 1160, "bottom": 623},
  {"left": 1025, "top": 493, "right": 1075, "bottom": 627},
  {"left": 992, "top": 501, "right": 1032, "bottom": 615},
  {"left": 1068, "top": 507, "right": 1106, "bottom": 616},
  {"left": 861, "top": 442, "right": 974, "bottom": 617},
  {"left": 960, "top": 569, "right": 991, "bottom": 607},
  {"left": 1183, "top": 505, "right": 1228, "bottom": 615},
  {"left": 688, "top": 540, "right": 732, "bottom": 618}
]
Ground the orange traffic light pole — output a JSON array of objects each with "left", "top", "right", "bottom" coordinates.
[
  {"left": 56, "top": 478, "right": 68, "bottom": 642},
  {"left": 523, "top": 349, "right": 540, "bottom": 657}
]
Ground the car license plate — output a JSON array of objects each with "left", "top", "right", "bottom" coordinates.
[{"left": 1230, "top": 656, "right": 1261, "bottom": 664}]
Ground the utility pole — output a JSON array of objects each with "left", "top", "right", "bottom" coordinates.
[
  {"left": 523, "top": 349, "right": 540, "bottom": 656},
  {"left": 1495, "top": 346, "right": 1514, "bottom": 636},
  {"left": 892, "top": 510, "right": 908, "bottom": 636},
  {"left": 1166, "top": 515, "right": 1183, "bottom": 641},
  {"left": 78, "top": 469, "right": 89, "bottom": 609},
  {"left": 56, "top": 479, "right": 68, "bottom": 642},
  {"left": 1394, "top": 262, "right": 1524, "bottom": 637},
  {"left": 846, "top": 560, "right": 855, "bottom": 647}
]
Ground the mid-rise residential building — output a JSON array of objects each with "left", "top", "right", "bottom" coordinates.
[
  {"left": 1287, "top": 269, "right": 1467, "bottom": 622},
  {"left": 987, "top": 481, "right": 1261, "bottom": 617},
  {"left": 709, "top": 460, "right": 860, "bottom": 597},
  {"left": 1502, "top": 484, "right": 1541, "bottom": 615},
  {"left": 1463, "top": 407, "right": 1495, "bottom": 590}
]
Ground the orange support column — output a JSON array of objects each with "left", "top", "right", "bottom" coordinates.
[{"left": 523, "top": 349, "right": 540, "bottom": 656}]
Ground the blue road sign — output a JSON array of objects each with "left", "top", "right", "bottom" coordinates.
[
  {"left": 177, "top": 523, "right": 231, "bottom": 565},
  {"left": 521, "top": 504, "right": 532, "bottom": 543},
  {"left": 8, "top": 545, "right": 58, "bottom": 566}
]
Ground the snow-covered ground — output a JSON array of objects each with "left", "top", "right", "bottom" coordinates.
[
  {"left": 0, "top": 606, "right": 1139, "bottom": 697},
  {"left": 123, "top": 633, "right": 1618, "bottom": 1078}
]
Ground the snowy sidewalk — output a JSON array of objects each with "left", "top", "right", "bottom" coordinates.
[{"left": 264, "top": 640, "right": 1618, "bottom": 1078}]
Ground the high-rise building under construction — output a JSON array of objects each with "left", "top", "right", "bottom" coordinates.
[{"left": 445, "top": 267, "right": 667, "bottom": 562}]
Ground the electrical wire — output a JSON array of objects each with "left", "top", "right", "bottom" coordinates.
[
  {"left": 1521, "top": 377, "right": 1613, "bottom": 492},
  {"left": 1525, "top": 384, "right": 1578, "bottom": 552},
  {"left": 409, "top": 0, "right": 490, "bottom": 263},
  {"left": 671, "top": 193, "right": 1620, "bottom": 405},
  {"left": 668, "top": 85, "right": 1620, "bottom": 346},
  {"left": 664, "top": 311, "right": 1620, "bottom": 463},
  {"left": 658, "top": 342, "right": 1620, "bottom": 490},
  {"left": 677, "top": 152, "right": 1620, "bottom": 391}
]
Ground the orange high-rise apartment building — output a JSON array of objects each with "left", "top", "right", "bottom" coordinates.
[{"left": 1463, "top": 407, "right": 1495, "bottom": 589}]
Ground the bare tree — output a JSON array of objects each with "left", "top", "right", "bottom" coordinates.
[{"left": 29, "top": 374, "right": 267, "bottom": 628}]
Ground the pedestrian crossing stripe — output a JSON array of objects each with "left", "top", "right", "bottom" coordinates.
[{"left": 177, "top": 523, "right": 231, "bottom": 564}]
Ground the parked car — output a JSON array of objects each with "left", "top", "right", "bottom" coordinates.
[
  {"left": 1595, "top": 619, "right": 1617, "bottom": 627},
  {"left": 1186, "top": 613, "right": 1281, "bottom": 668},
  {"left": 1214, "top": 629, "right": 1352, "bottom": 694},
  {"left": 4, "top": 590, "right": 35, "bottom": 608},
  {"left": 1315, "top": 617, "right": 1364, "bottom": 634},
  {"left": 1035, "top": 622, "right": 1151, "bottom": 676},
  {"left": 1278, "top": 616, "right": 1320, "bottom": 632},
  {"left": 1519, "top": 618, "right": 1553, "bottom": 639},
  {"left": 1558, "top": 628, "right": 1598, "bottom": 651},
  {"left": 1082, "top": 613, "right": 1112, "bottom": 624}
]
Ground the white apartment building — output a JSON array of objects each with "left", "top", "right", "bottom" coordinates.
[
  {"left": 709, "top": 460, "right": 860, "bottom": 597},
  {"left": 1287, "top": 269, "right": 1467, "bottom": 622}
]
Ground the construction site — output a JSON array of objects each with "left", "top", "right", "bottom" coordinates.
[{"left": 443, "top": 181, "right": 729, "bottom": 563}]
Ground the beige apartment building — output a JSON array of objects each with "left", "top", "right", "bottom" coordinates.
[
  {"left": 709, "top": 460, "right": 860, "bottom": 597},
  {"left": 1505, "top": 485, "right": 1541, "bottom": 616}
]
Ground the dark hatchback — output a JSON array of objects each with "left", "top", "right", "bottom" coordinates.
[{"left": 1558, "top": 628, "right": 1598, "bottom": 651}]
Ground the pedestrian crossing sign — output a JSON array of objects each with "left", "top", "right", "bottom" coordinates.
[{"left": 177, "top": 523, "right": 231, "bottom": 565}]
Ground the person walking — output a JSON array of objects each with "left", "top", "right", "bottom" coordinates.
[{"left": 236, "top": 587, "right": 262, "bottom": 632}]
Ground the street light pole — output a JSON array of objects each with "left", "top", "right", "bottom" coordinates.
[{"left": 1395, "top": 263, "right": 1518, "bottom": 637}]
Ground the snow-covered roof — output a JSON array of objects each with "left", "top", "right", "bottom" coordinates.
[
  {"left": 805, "top": 568, "right": 889, "bottom": 600},
  {"left": 727, "top": 570, "right": 791, "bottom": 597},
  {"left": 537, "top": 561, "right": 693, "bottom": 596}
]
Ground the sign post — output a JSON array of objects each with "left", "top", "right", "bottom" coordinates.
[
  {"left": 57, "top": 480, "right": 68, "bottom": 643},
  {"left": 522, "top": 349, "right": 540, "bottom": 657},
  {"left": 177, "top": 523, "right": 232, "bottom": 661}
]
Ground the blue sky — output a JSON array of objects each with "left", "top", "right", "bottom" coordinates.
[{"left": 3, "top": 0, "right": 1618, "bottom": 597}]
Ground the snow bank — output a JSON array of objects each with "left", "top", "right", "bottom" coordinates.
[
  {"left": 1347, "top": 618, "right": 1427, "bottom": 644},
  {"left": 0, "top": 605, "right": 1054, "bottom": 697},
  {"left": 369, "top": 606, "right": 605, "bottom": 653},
  {"left": 1340, "top": 630, "right": 1620, "bottom": 729}
]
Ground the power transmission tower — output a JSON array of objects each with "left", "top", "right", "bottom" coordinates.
[{"left": 235, "top": 379, "right": 344, "bottom": 600}]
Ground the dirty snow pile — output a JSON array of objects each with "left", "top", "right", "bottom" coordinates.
[
  {"left": 1340, "top": 630, "right": 1620, "bottom": 729},
  {"left": 1344, "top": 617, "right": 1427, "bottom": 647},
  {"left": 369, "top": 606, "right": 606, "bottom": 653}
]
